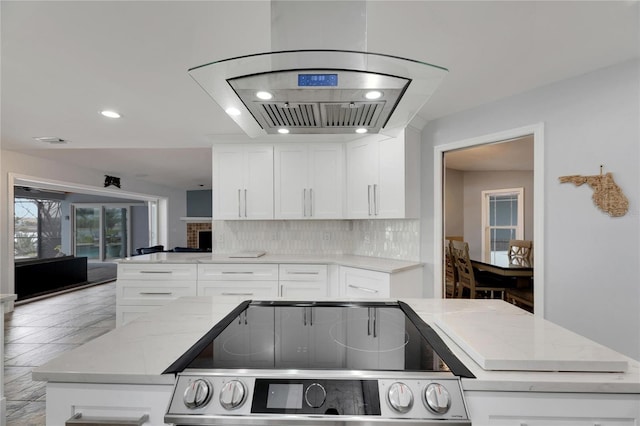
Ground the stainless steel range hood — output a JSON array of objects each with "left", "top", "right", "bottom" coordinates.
[{"left": 189, "top": 2, "right": 448, "bottom": 140}]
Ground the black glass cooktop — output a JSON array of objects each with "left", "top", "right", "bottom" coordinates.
[{"left": 164, "top": 301, "right": 474, "bottom": 378}]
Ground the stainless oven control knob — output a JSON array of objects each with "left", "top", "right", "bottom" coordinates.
[
  {"left": 183, "top": 379, "right": 212, "bottom": 409},
  {"left": 220, "top": 380, "right": 247, "bottom": 410},
  {"left": 387, "top": 382, "right": 413, "bottom": 413},
  {"left": 424, "top": 383, "right": 451, "bottom": 414},
  {"left": 304, "top": 383, "right": 326, "bottom": 408}
]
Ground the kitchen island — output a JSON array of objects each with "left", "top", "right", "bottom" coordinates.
[{"left": 33, "top": 296, "right": 640, "bottom": 425}]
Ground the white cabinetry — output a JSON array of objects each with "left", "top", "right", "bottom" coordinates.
[
  {"left": 278, "top": 264, "right": 328, "bottom": 298},
  {"left": 339, "top": 265, "right": 422, "bottom": 299},
  {"left": 197, "top": 264, "right": 279, "bottom": 298},
  {"left": 115, "top": 263, "right": 197, "bottom": 326},
  {"left": 465, "top": 391, "right": 639, "bottom": 425},
  {"left": 45, "top": 382, "right": 173, "bottom": 426},
  {"left": 274, "top": 143, "right": 343, "bottom": 219},
  {"left": 346, "top": 127, "right": 420, "bottom": 219},
  {"left": 213, "top": 144, "right": 274, "bottom": 220}
]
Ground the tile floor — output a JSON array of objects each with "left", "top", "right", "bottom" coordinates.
[{"left": 4, "top": 282, "right": 116, "bottom": 425}]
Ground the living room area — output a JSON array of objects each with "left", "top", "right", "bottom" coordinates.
[{"left": 13, "top": 186, "right": 148, "bottom": 302}]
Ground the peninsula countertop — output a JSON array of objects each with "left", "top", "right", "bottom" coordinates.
[
  {"left": 33, "top": 297, "right": 640, "bottom": 394},
  {"left": 116, "top": 253, "right": 423, "bottom": 274}
]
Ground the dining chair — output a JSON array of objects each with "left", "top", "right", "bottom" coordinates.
[
  {"left": 444, "top": 245, "right": 459, "bottom": 298},
  {"left": 508, "top": 239, "right": 533, "bottom": 265},
  {"left": 505, "top": 287, "right": 534, "bottom": 313},
  {"left": 449, "top": 240, "right": 508, "bottom": 299}
]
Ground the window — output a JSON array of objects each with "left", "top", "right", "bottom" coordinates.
[
  {"left": 14, "top": 197, "right": 62, "bottom": 259},
  {"left": 481, "top": 188, "right": 524, "bottom": 263}
]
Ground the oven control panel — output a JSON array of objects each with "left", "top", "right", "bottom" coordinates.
[{"left": 166, "top": 373, "right": 470, "bottom": 423}]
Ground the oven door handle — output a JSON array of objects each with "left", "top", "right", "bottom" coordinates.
[{"left": 164, "top": 415, "right": 471, "bottom": 426}]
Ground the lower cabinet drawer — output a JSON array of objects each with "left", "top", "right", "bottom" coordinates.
[
  {"left": 197, "top": 281, "right": 278, "bottom": 298},
  {"left": 117, "top": 263, "right": 197, "bottom": 281},
  {"left": 340, "top": 266, "right": 390, "bottom": 298},
  {"left": 198, "top": 264, "right": 279, "bottom": 281},
  {"left": 116, "top": 280, "right": 197, "bottom": 305},
  {"left": 279, "top": 264, "right": 328, "bottom": 282}
]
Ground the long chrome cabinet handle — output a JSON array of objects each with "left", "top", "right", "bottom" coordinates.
[
  {"left": 139, "top": 292, "right": 173, "bottom": 295},
  {"left": 244, "top": 189, "right": 248, "bottom": 217},
  {"left": 222, "top": 292, "right": 254, "bottom": 296},
  {"left": 373, "top": 183, "right": 378, "bottom": 216},
  {"left": 309, "top": 188, "right": 313, "bottom": 217},
  {"left": 221, "top": 271, "right": 255, "bottom": 274},
  {"left": 367, "top": 185, "right": 372, "bottom": 216},
  {"left": 238, "top": 189, "right": 242, "bottom": 218},
  {"left": 348, "top": 284, "right": 379, "bottom": 293},
  {"left": 66, "top": 413, "right": 149, "bottom": 426},
  {"left": 139, "top": 271, "right": 172, "bottom": 274},
  {"left": 303, "top": 188, "right": 307, "bottom": 217},
  {"left": 287, "top": 271, "right": 320, "bottom": 275}
]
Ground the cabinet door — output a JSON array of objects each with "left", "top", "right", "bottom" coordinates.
[
  {"left": 275, "top": 307, "right": 309, "bottom": 367},
  {"left": 308, "top": 144, "right": 343, "bottom": 219},
  {"left": 377, "top": 134, "right": 406, "bottom": 218},
  {"left": 346, "top": 140, "right": 378, "bottom": 218},
  {"left": 213, "top": 147, "right": 245, "bottom": 219},
  {"left": 245, "top": 146, "right": 274, "bottom": 219},
  {"left": 309, "top": 307, "right": 346, "bottom": 368},
  {"left": 274, "top": 145, "right": 308, "bottom": 219}
]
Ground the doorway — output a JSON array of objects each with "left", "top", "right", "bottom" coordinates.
[{"left": 434, "top": 124, "right": 544, "bottom": 315}]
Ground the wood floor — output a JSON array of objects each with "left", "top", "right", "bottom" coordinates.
[{"left": 4, "top": 282, "right": 116, "bottom": 425}]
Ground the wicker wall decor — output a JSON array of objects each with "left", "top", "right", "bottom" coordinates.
[{"left": 559, "top": 167, "right": 629, "bottom": 217}]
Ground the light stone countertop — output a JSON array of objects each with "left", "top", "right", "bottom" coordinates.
[
  {"left": 117, "top": 253, "right": 423, "bottom": 274},
  {"left": 32, "top": 297, "right": 640, "bottom": 394}
]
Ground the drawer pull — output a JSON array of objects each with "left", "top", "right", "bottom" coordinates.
[
  {"left": 66, "top": 413, "right": 149, "bottom": 425},
  {"left": 139, "top": 271, "right": 172, "bottom": 274},
  {"left": 287, "top": 272, "right": 319, "bottom": 275},
  {"left": 348, "top": 284, "right": 379, "bottom": 294},
  {"left": 139, "top": 292, "right": 173, "bottom": 295},
  {"left": 222, "top": 292, "right": 254, "bottom": 296},
  {"left": 221, "top": 271, "right": 255, "bottom": 275}
]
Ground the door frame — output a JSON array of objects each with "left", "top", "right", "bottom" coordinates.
[{"left": 433, "top": 123, "right": 545, "bottom": 316}]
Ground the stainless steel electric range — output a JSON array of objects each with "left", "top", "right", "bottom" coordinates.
[{"left": 164, "top": 301, "right": 474, "bottom": 425}]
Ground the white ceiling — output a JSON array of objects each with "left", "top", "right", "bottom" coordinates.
[
  {"left": 445, "top": 136, "right": 534, "bottom": 172},
  {"left": 1, "top": 1, "right": 638, "bottom": 190}
]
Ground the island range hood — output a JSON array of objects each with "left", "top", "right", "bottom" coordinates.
[{"left": 189, "top": 2, "right": 448, "bottom": 140}]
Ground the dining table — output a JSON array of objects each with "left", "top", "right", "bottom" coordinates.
[{"left": 471, "top": 257, "right": 533, "bottom": 288}]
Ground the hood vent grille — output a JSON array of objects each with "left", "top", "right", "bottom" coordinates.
[
  {"left": 260, "top": 103, "right": 319, "bottom": 128},
  {"left": 323, "top": 102, "right": 383, "bottom": 128}
]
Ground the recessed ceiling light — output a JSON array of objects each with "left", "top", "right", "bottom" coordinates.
[
  {"left": 355, "top": 128, "right": 368, "bottom": 134},
  {"left": 225, "top": 107, "right": 241, "bottom": 116},
  {"left": 33, "top": 136, "right": 68, "bottom": 144},
  {"left": 101, "top": 110, "right": 121, "bottom": 118},
  {"left": 278, "top": 128, "right": 290, "bottom": 134},
  {"left": 365, "top": 90, "right": 383, "bottom": 100},
  {"left": 256, "top": 91, "right": 273, "bottom": 100}
]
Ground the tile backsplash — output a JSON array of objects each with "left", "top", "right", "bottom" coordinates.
[{"left": 209, "top": 220, "right": 419, "bottom": 261}]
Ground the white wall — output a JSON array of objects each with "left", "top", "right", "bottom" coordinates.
[
  {"left": 462, "top": 170, "right": 534, "bottom": 260},
  {"left": 0, "top": 150, "right": 188, "bottom": 294},
  {"left": 421, "top": 59, "right": 640, "bottom": 360}
]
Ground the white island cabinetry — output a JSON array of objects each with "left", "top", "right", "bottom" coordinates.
[{"left": 116, "top": 263, "right": 197, "bottom": 326}]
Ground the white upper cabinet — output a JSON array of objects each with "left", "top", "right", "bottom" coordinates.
[
  {"left": 346, "top": 127, "right": 420, "bottom": 219},
  {"left": 274, "top": 143, "right": 344, "bottom": 219},
  {"left": 213, "top": 144, "right": 274, "bottom": 220}
]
